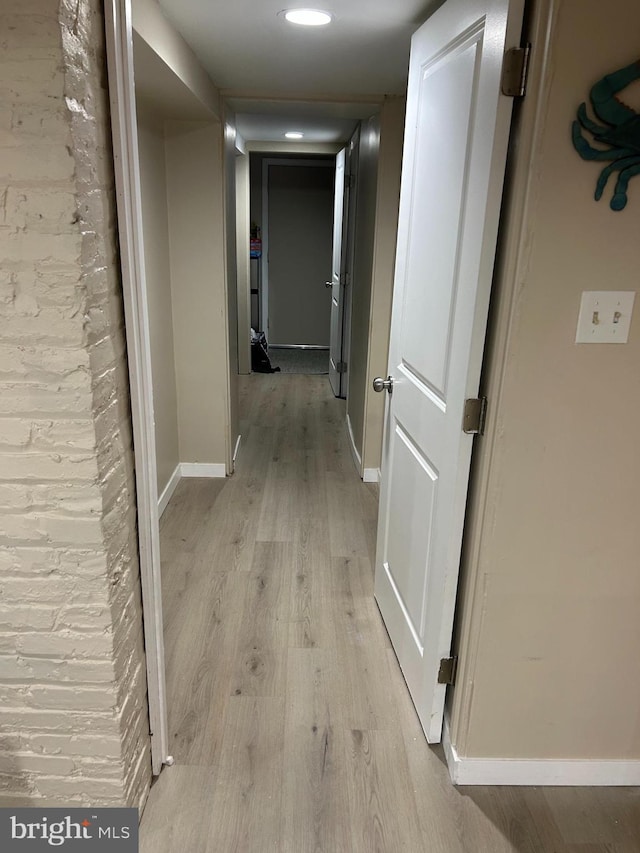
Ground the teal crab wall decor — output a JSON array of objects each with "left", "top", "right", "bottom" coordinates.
[{"left": 572, "top": 59, "right": 640, "bottom": 211}]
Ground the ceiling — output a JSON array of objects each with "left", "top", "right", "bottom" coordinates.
[{"left": 155, "top": 0, "right": 441, "bottom": 143}]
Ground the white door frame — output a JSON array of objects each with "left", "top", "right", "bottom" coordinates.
[
  {"left": 261, "top": 157, "right": 335, "bottom": 343},
  {"left": 104, "top": 0, "right": 169, "bottom": 776},
  {"left": 338, "top": 127, "right": 360, "bottom": 400}
]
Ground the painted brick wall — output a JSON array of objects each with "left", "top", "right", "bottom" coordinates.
[{"left": 0, "top": 0, "right": 151, "bottom": 807}]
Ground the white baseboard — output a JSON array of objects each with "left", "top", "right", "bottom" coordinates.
[
  {"left": 363, "top": 467, "right": 380, "bottom": 483},
  {"left": 346, "top": 414, "right": 362, "bottom": 475},
  {"left": 157, "top": 465, "right": 181, "bottom": 518},
  {"left": 180, "top": 462, "right": 226, "bottom": 478},
  {"left": 442, "top": 716, "right": 640, "bottom": 786}
]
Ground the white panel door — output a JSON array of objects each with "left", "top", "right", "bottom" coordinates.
[
  {"left": 329, "top": 148, "right": 346, "bottom": 397},
  {"left": 374, "top": 0, "right": 524, "bottom": 742}
]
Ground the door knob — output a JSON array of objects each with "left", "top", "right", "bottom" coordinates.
[
  {"left": 325, "top": 281, "right": 333, "bottom": 289},
  {"left": 372, "top": 376, "right": 393, "bottom": 394}
]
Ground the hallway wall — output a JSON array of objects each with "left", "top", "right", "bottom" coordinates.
[
  {"left": 451, "top": 0, "right": 640, "bottom": 768},
  {"left": 165, "top": 120, "right": 230, "bottom": 470},
  {"left": 136, "top": 109, "right": 180, "bottom": 494},
  {"left": 133, "top": 0, "right": 221, "bottom": 118},
  {"left": 134, "top": 0, "right": 233, "bottom": 477}
]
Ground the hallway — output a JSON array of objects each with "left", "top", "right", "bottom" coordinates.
[{"left": 139, "top": 375, "right": 640, "bottom": 852}]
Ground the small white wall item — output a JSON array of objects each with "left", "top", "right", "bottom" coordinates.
[{"left": 362, "top": 468, "right": 380, "bottom": 483}]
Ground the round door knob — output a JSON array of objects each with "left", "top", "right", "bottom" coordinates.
[
  {"left": 372, "top": 376, "right": 393, "bottom": 394},
  {"left": 325, "top": 281, "right": 333, "bottom": 288}
]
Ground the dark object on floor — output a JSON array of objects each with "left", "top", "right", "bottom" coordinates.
[{"left": 251, "top": 332, "right": 280, "bottom": 373}]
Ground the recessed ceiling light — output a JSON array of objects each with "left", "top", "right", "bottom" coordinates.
[
  {"left": 285, "top": 131, "right": 304, "bottom": 139},
  {"left": 283, "top": 9, "right": 333, "bottom": 26}
]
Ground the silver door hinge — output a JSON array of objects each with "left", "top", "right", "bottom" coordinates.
[
  {"left": 462, "top": 397, "right": 488, "bottom": 435},
  {"left": 337, "top": 361, "right": 347, "bottom": 374},
  {"left": 501, "top": 44, "right": 531, "bottom": 97},
  {"left": 437, "top": 656, "right": 458, "bottom": 686}
]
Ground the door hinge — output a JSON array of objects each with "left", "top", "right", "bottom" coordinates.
[
  {"left": 337, "top": 361, "right": 347, "bottom": 374},
  {"left": 501, "top": 44, "right": 531, "bottom": 97},
  {"left": 462, "top": 396, "right": 488, "bottom": 435},
  {"left": 437, "top": 656, "right": 458, "bottom": 686},
  {"left": 344, "top": 271, "right": 351, "bottom": 286}
]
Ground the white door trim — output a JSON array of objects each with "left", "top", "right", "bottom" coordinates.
[
  {"left": 104, "top": 0, "right": 169, "bottom": 776},
  {"left": 338, "top": 127, "right": 360, "bottom": 401},
  {"left": 260, "top": 157, "right": 334, "bottom": 342}
]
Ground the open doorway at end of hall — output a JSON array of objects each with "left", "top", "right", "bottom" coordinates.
[{"left": 248, "top": 154, "right": 335, "bottom": 376}]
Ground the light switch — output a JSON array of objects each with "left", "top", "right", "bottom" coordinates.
[{"left": 575, "top": 291, "right": 635, "bottom": 344}]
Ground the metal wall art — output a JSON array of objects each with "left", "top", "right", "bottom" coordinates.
[{"left": 572, "top": 59, "right": 640, "bottom": 210}]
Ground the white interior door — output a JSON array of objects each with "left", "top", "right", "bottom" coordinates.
[
  {"left": 374, "top": 0, "right": 524, "bottom": 742},
  {"left": 329, "top": 148, "right": 346, "bottom": 396}
]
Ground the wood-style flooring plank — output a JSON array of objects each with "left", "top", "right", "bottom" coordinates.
[
  {"left": 139, "top": 766, "right": 219, "bottom": 853},
  {"left": 344, "top": 727, "right": 424, "bottom": 852},
  {"left": 159, "top": 477, "right": 227, "bottom": 554},
  {"left": 209, "top": 695, "right": 285, "bottom": 853},
  {"left": 228, "top": 543, "right": 291, "bottom": 698},
  {"left": 545, "top": 787, "right": 640, "bottom": 848},
  {"left": 325, "top": 471, "right": 371, "bottom": 558},
  {"left": 164, "top": 571, "right": 247, "bottom": 765},
  {"left": 282, "top": 648, "right": 353, "bottom": 853}
]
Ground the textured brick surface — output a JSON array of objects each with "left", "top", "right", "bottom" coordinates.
[{"left": 0, "top": 0, "right": 151, "bottom": 807}]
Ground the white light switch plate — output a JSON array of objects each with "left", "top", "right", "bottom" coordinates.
[{"left": 575, "top": 291, "right": 635, "bottom": 344}]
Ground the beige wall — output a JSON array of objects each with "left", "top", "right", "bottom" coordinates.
[
  {"left": 0, "top": 0, "right": 150, "bottom": 806},
  {"left": 134, "top": 0, "right": 232, "bottom": 474},
  {"left": 451, "top": 0, "right": 640, "bottom": 761},
  {"left": 165, "top": 121, "right": 230, "bottom": 468},
  {"left": 132, "top": 0, "right": 221, "bottom": 118},
  {"left": 136, "top": 109, "right": 180, "bottom": 494}
]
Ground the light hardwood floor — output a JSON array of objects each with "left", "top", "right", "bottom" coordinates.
[{"left": 140, "top": 374, "right": 640, "bottom": 852}]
